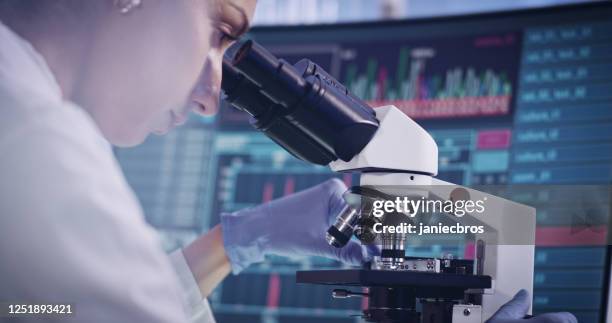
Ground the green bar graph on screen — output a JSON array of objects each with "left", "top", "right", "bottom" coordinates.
[{"left": 342, "top": 46, "right": 513, "bottom": 102}]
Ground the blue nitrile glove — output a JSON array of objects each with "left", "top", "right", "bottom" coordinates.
[
  {"left": 486, "top": 290, "right": 577, "bottom": 323},
  {"left": 221, "top": 178, "right": 376, "bottom": 274}
]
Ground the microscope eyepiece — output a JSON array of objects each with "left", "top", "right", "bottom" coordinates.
[
  {"left": 233, "top": 40, "right": 308, "bottom": 109},
  {"left": 221, "top": 39, "right": 379, "bottom": 165},
  {"left": 222, "top": 56, "right": 273, "bottom": 118}
]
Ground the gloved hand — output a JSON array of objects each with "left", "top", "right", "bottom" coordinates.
[
  {"left": 221, "top": 178, "right": 375, "bottom": 274},
  {"left": 487, "top": 290, "right": 577, "bottom": 323}
]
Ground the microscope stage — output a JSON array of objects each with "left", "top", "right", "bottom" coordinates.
[{"left": 296, "top": 269, "right": 491, "bottom": 290}]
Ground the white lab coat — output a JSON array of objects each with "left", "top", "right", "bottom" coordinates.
[{"left": 0, "top": 22, "right": 214, "bottom": 322}]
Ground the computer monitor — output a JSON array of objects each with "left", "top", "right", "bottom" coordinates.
[{"left": 115, "top": 2, "right": 612, "bottom": 322}]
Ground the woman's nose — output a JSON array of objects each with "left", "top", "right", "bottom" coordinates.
[{"left": 190, "top": 52, "right": 223, "bottom": 116}]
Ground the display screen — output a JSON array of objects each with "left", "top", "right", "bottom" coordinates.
[{"left": 115, "top": 3, "right": 612, "bottom": 322}]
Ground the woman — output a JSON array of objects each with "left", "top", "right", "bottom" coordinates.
[{"left": 0, "top": 1, "right": 575, "bottom": 322}]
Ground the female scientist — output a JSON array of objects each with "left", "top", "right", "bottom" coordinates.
[{"left": 0, "top": 1, "right": 575, "bottom": 322}]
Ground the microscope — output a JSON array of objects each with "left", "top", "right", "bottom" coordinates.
[{"left": 221, "top": 40, "right": 536, "bottom": 323}]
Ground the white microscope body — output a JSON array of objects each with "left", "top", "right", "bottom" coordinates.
[{"left": 329, "top": 105, "right": 536, "bottom": 322}]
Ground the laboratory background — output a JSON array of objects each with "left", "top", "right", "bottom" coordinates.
[{"left": 114, "top": 0, "right": 612, "bottom": 322}]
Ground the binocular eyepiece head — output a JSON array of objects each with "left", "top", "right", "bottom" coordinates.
[{"left": 221, "top": 39, "right": 379, "bottom": 166}]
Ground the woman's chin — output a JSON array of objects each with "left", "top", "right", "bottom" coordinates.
[{"left": 105, "top": 129, "right": 150, "bottom": 148}]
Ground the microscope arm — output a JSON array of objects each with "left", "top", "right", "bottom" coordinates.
[{"left": 428, "top": 178, "right": 536, "bottom": 319}]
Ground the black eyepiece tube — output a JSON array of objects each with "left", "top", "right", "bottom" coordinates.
[
  {"left": 232, "top": 40, "right": 308, "bottom": 108},
  {"left": 221, "top": 56, "right": 243, "bottom": 96},
  {"left": 222, "top": 56, "right": 273, "bottom": 118},
  {"left": 222, "top": 40, "right": 379, "bottom": 165}
]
